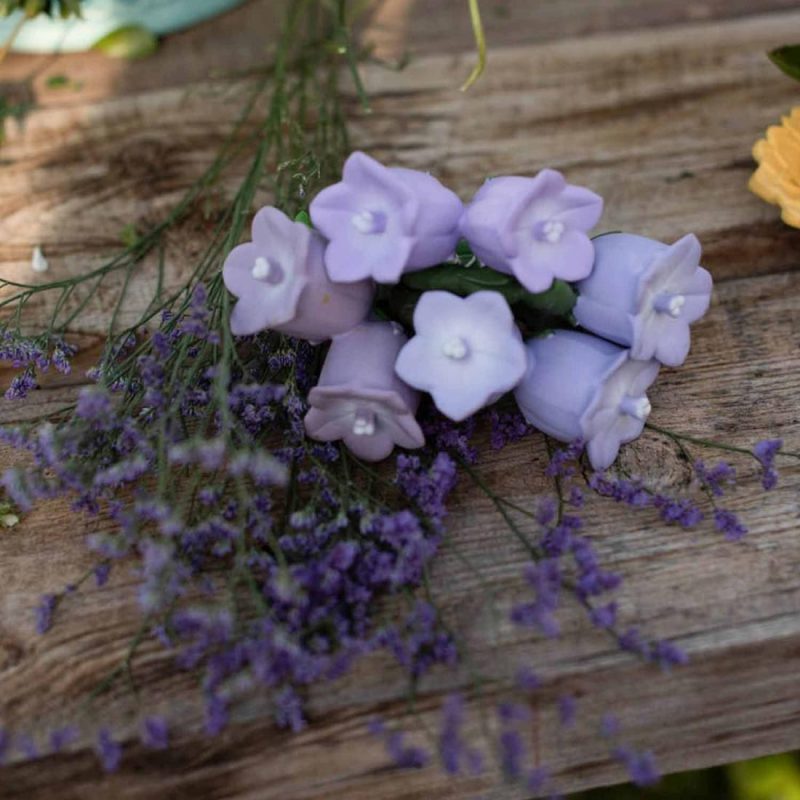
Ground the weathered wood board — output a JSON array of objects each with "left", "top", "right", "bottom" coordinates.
[{"left": 1, "top": 1, "right": 800, "bottom": 797}]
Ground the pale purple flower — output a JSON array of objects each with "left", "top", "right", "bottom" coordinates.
[
  {"left": 574, "top": 233, "right": 713, "bottom": 367},
  {"left": 514, "top": 330, "right": 660, "bottom": 470},
  {"left": 304, "top": 322, "right": 425, "bottom": 461},
  {"left": 309, "top": 151, "right": 462, "bottom": 284},
  {"left": 460, "top": 169, "right": 603, "bottom": 293},
  {"left": 223, "top": 206, "right": 373, "bottom": 340},
  {"left": 395, "top": 291, "right": 527, "bottom": 421}
]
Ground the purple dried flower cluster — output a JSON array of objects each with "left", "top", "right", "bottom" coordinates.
[
  {"left": 1, "top": 283, "right": 461, "bottom": 771},
  {"left": 0, "top": 327, "right": 76, "bottom": 400},
  {"left": 754, "top": 438, "right": 782, "bottom": 490}
]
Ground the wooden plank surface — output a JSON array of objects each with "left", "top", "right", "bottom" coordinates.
[{"left": 2, "top": 1, "right": 800, "bottom": 797}]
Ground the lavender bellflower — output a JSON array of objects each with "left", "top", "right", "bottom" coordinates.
[
  {"left": 514, "top": 330, "right": 660, "bottom": 470},
  {"left": 574, "top": 233, "right": 713, "bottom": 367},
  {"left": 460, "top": 169, "right": 603, "bottom": 293},
  {"left": 223, "top": 206, "right": 373, "bottom": 340},
  {"left": 395, "top": 291, "right": 527, "bottom": 421},
  {"left": 304, "top": 321, "right": 425, "bottom": 460},
  {"left": 309, "top": 151, "right": 463, "bottom": 284}
]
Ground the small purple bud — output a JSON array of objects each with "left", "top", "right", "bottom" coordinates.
[
  {"left": 574, "top": 233, "right": 713, "bottom": 367},
  {"left": 95, "top": 729, "right": 122, "bottom": 773}
]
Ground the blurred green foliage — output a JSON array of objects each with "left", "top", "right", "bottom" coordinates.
[
  {"left": 571, "top": 754, "right": 800, "bottom": 800},
  {"left": 0, "top": 1, "right": 83, "bottom": 19}
]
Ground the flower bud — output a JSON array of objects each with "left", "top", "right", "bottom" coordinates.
[
  {"left": 305, "top": 322, "right": 425, "bottom": 461},
  {"left": 574, "top": 233, "right": 712, "bottom": 367},
  {"left": 514, "top": 330, "right": 660, "bottom": 470},
  {"left": 223, "top": 207, "right": 374, "bottom": 341}
]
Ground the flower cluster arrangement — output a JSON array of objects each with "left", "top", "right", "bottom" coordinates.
[
  {"left": 0, "top": 2, "right": 797, "bottom": 795},
  {"left": 225, "top": 151, "right": 713, "bottom": 471}
]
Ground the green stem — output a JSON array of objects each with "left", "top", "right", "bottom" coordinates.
[{"left": 646, "top": 422, "right": 800, "bottom": 461}]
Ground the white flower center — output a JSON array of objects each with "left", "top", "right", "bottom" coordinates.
[
  {"left": 442, "top": 336, "right": 469, "bottom": 360},
  {"left": 653, "top": 292, "right": 685, "bottom": 318},
  {"left": 351, "top": 210, "right": 387, "bottom": 235},
  {"left": 541, "top": 219, "right": 565, "bottom": 244},
  {"left": 352, "top": 409, "right": 376, "bottom": 436},
  {"left": 619, "top": 395, "right": 651, "bottom": 421},
  {"left": 251, "top": 256, "right": 285, "bottom": 285}
]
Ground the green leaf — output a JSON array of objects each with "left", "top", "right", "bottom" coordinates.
[
  {"left": 93, "top": 25, "right": 158, "bottom": 60},
  {"left": 402, "top": 262, "right": 517, "bottom": 294},
  {"left": 45, "top": 74, "right": 70, "bottom": 89},
  {"left": 294, "top": 210, "right": 312, "bottom": 227},
  {"left": 400, "top": 262, "right": 576, "bottom": 318},
  {"left": 516, "top": 279, "right": 577, "bottom": 319},
  {"left": 769, "top": 45, "right": 800, "bottom": 83}
]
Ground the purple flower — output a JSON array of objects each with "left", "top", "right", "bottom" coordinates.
[
  {"left": 223, "top": 206, "right": 373, "bottom": 339},
  {"left": 460, "top": 169, "right": 603, "bottom": 293},
  {"left": 310, "top": 151, "right": 462, "bottom": 283},
  {"left": 515, "top": 666, "right": 541, "bottom": 691},
  {"left": 35, "top": 593, "right": 56, "bottom": 635},
  {"left": 305, "top": 322, "right": 425, "bottom": 461},
  {"left": 140, "top": 717, "right": 169, "bottom": 750},
  {"left": 49, "top": 726, "right": 78, "bottom": 753},
  {"left": 694, "top": 459, "right": 736, "bottom": 497},
  {"left": 95, "top": 728, "right": 122, "bottom": 773},
  {"left": 395, "top": 291, "right": 527, "bottom": 421},
  {"left": 385, "top": 731, "right": 429, "bottom": 768},
  {"left": 612, "top": 745, "right": 660, "bottom": 787},
  {"left": 514, "top": 330, "right": 660, "bottom": 470},
  {"left": 574, "top": 233, "right": 713, "bottom": 367},
  {"left": 75, "top": 386, "right": 115, "bottom": 430},
  {"left": 558, "top": 694, "right": 577, "bottom": 727},
  {"left": 438, "top": 693, "right": 466, "bottom": 774},
  {"left": 713, "top": 508, "right": 748, "bottom": 541},
  {"left": 754, "top": 438, "right": 782, "bottom": 490},
  {"left": 600, "top": 713, "right": 621, "bottom": 738},
  {"left": 273, "top": 686, "right": 306, "bottom": 732},
  {"left": 499, "top": 729, "right": 524, "bottom": 778}
]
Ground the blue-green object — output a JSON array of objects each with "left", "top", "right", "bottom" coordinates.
[{"left": 0, "top": 0, "right": 248, "bottom": 53}]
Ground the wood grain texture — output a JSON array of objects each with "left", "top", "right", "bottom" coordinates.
[{"left": 1, "top": 3, "right": 800, "bottom": 798}]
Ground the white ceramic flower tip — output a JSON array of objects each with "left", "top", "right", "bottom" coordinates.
[
  {"left": 542, "top": 219, "right": 565, "bottom": 243},
  {"left": 653, "top": 292, "right": 685, "bottom": 318},
  {"left": 352, "top": 409, "right": 376, "bottom": 436},
  {"left": 442, "top": 336, "right": 469, "bottom": 360},
  {"left": 31, "top": 245, "right": 49, "bottom": 273},
  {"left": 351, "top": 210, "right": 386, "bottom": 235},
  {"left": 619, "top": 395, "right": 651, "bottom": 421},
  {"left": 251, "top": 257, "right": 284, "bottom": 284}
]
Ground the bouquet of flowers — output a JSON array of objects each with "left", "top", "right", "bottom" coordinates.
[{"left": 227, "top": 150, "right": 712, "bottom": 471}]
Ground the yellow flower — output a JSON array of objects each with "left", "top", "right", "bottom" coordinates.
[{"left": 749, "top": 107, "right": 800, "bottom": 228}]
